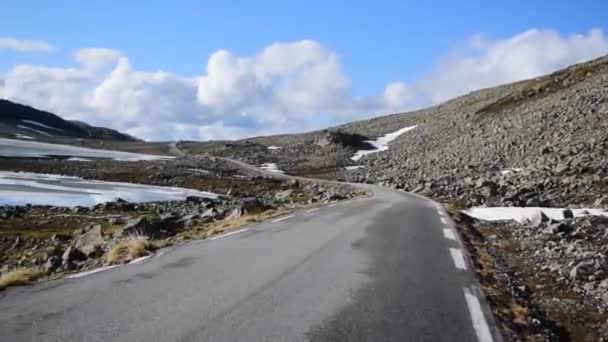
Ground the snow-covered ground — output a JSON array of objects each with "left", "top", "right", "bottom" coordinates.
[
  {"left": 464, "top": 207, "right": 608, "bottom": 224},
  {"left": 351, "top": 125, "right": 418, "bottom": 161},
  {"left": 21, "top": 119, "right": 64, "bottom": 132},
  {"left": 0, "top": 171, "right": 219, "bottom": 207},
  {"left": 260, "top": 163, "right": 285, "bottom": 174},
  {"left": 17, "top": 125, "right": 53, "bottom": 137},
  {"left": 0, "top": 138, "right": 172, "bottom": 161},
  {"left": 500, "top": 168, "right": 523, "bottom": 175},
  {"left": 14, "top": 134, "right": 34, "bottom": 140},
  {"left": 267, "top": 146, "right": 282, "bottom": 150},
  {"left": 345, "top": 165, "right": 365, "bottom": 170}
]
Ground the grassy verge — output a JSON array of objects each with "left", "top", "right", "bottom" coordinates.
[
  {"left": 107, "top": 235, "right": 158, "bottom": 265},
  {"left": 0, "top": 268, "right": 44, "bottom": 291}
]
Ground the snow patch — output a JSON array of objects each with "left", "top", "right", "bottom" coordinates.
[
  {"left": 0, "top": 171, "right": 220, "bottom": 207},
  {"left": 267, "top": 146, "right": 282, "bottom": 150},
  {"left": 189, "top": 168, "right": 211, "bottom": 174},
  {"left": 500, "top": 168, "right": 523, "bottom": 175},
  {"left": 14, "top": 134, "right": 34, "bottom": 140},
  {"left": 345, "top": 165, "right": 365, "bottom": 170},
  {"left": 463, "top": 207, "right": 608, "bottom": 224},
  {"left": 260, "top": 163, "right": 285, "bottom": 174},
  {"left": 0, "top": 138, "right": 172, "bottom": 161},
  {"left": 351, "top": 125, "right": 418, "bottom": 161},
  {"left": 17, "top": 125, "right": 53, "bottom": 137},
  {"left": 21, "top": 119, "right": 64, "bottom": 132}
]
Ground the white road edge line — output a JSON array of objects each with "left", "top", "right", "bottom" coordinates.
[
  {"left": 129, "top": 254, "right": 154, "bottom": 265},
  {"left": 464, "top": 288, "right": 494, "bottom": 342},
  {"left": 306, "top": 208, "right": 320, "bottom": 213},
  {"left": 67, "top": 265, "right": 120, "bottom": 279},
  {"left": 328, "top": 203, "right": 337, "bottom": 207},
  {"left": 449, "top": 248, "right": 468, "bottom": 270},
  {"left": 443, "top": 228, "right": 457, "bottom": 241},
  {"left": 210, "top": 227, "right": 250, "bottom": 240},
  {"left": 272, "top": 215, "right": 294, "bottom": 223}
]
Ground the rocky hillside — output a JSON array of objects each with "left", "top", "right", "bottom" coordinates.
[
  {"left": 341, "top": 55, "right": 608, "bottom": 209},
  {"left": 0, "top": 99, "right": 140, "bottom": 142},
  {"left": 189, "top": 55, "right": 608, "bottom": 209}
]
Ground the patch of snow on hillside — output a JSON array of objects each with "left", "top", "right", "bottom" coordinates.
[
  {"left": 14, "top": 134, "right": 34, "bottom": 140},
  {"left": 17, "top": 125, "right": 53, "bottom": 137},
  {"left": 500, "top": 168, "right": 523, "bottom": 175},
  {"left": 345, "top": 166, "right": 365, "bottom": 170},
  {"left": 463, "top": 207, "right": 608, "bottom": 224},
  {"left": 260, "top": 163, "right": 285, "bottom": 174},
  {"left": 0, "top": 171, "right": 219, "bottom": 207},
  {"left": 190, "top": 169, "right": 211, "bottom": 174},
  {"left": 351, "top": 125, "right": 418, "bottom": 161},
  {"left": 267, "top": 146, "right": 282, "bottom": 150},
  {"left": 21, "top": 119, "right": 64, "bottom": 132},
  {"left": 0, "top": 138, "right": 172, "bottom": 161}
]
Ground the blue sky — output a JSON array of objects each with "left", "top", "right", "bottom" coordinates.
[{"left": 1, "top": 1, "right": 608, "bottom": 140}]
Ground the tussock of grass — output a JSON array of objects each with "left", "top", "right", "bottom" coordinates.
[
  {"left": 107, "top": 235, "right": 157, "bottom": 264},
  {"left": 0, "top": 268, "right": 43, "bottom": 290},
  {"left": 204, "top": 209, "right": 290, "bottom": 238}
]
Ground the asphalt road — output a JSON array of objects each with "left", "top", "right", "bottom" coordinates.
[{"left": 0, "top": 157, "right": 500, "bottom": 341}]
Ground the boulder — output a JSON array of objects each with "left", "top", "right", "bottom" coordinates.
[
  {"left": 275, "top": 189, "right": 294, "bottom": 201},
  {"left": 44, "top": 256, "right": 61, "bottom": 273},
  {"left": 121, "top": 217, "right": 159, "bottom": 238},
  {"left": 62, "top": 246, "right": 87, "bottom": 263},
  {"left": 74, "top": 225, "right": 105, "bottom": 257}
]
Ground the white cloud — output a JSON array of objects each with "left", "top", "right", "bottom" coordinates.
[
  {"left": 410, "top": 28, "right": 608, "bottom": 105},
  {"left": 0, "top": 37, "right": 54, "bottom": 52},
  {"left": 76, "top": 48, "right": 123, "bottom": 71},
  {"left": 1, "top": 28, "right": 607, "bottom": 141}
]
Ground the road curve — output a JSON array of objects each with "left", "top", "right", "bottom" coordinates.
[{"left": 0, "top": 159, "right": 500, "bottom": 342}]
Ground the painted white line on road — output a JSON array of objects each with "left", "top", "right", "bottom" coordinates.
[
  {"left": 130, "top": 254, "right": 154, "bottom": 265},
  {"left": 449, "top": 248, "right": 467, "bottom": 270},
  {"left": 443, "top": 228, "right": 457, "bottom": 241},
  {"left": 210, "top": 227, "right": 250, "bottom": 240},
  {"left": 306, "top": 208, "right": 320, "bottom": 213},
  {"left": 440, "top": 216, "right": 448, "bottom": 224},
  {"left": 67, "top": 265, "right": 120, "bottom": 279},
  {"left": 328, "top": 203, "right": 337, "bottom": 207},
  {"left": 272, "top": 215, "right": 294, "bottom": 223},
  {"left": 464, "top": 288, "right": 494, "bottom": 342}
]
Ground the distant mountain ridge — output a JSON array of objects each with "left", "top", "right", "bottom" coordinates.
[{"left": 0, "top": 99, "right": 140, "bottom": 142}]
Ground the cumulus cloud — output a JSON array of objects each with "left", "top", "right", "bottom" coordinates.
[
  {"left": 76, "top": 48, "right": 123, "bottom": 71},
  {"left": 410, "top": 28, "right": 608, "bottom": 105},
  {"left": 1, "top": 29, "right": 607, "bottom": 141},
  {"left": 0, "top": 37, "right": 54, "bottom": 52}
]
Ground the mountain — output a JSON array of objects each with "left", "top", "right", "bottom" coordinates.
[
  {"left": 0, "top": 99, "right": 140, "bottom": 142},
  {"left": 182, "top": 54, "right": 608, "bottom": 208}
]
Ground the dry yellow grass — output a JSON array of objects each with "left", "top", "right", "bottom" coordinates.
[
  {"left": 0, "top": 268, "right": 43, "bottom": 291},
  {"left": 107, "top": 235, "right": 157, "bottom": 264}
]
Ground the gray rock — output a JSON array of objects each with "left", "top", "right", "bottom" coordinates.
[
  {"left": 62, "top": 246, "right": 87, "bottom": 263},
  {"left": 44, "top": 256, "right": 61, "bottom": 273},
  {"left": 569, "top": 261, "right": 594, "bottom": 280},
  {"left": 74, "top": 225, "right": 105, "bottom": 257},
  {"left": 275, "top": 189, "right": 294, "bottom": 201},
  {"left": 121, "top": 217, "right": 160, "bottom": 238}
]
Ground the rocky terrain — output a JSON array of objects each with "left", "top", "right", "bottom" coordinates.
[
  {"left": 2, "top": 53, "right": 607, "bottom": 340},
  {"left": 180, "top": 55, "right": 608, "bottom": 340},
  {"left": 0, "top": 150, "right": 362, "bottom": 290}
]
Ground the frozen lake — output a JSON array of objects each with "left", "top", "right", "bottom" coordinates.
[
  {"left": 0, "top": 138, "right": 172, "bottom": 161},
  {"left": 0, "top": 171, "right": 219, "bottom": 207}
]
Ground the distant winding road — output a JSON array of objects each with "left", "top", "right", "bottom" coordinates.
[{"left": 0, "top": 146, "right": 500, "bottom": 342}]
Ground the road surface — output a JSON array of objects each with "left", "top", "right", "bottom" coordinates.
[{"left": 0, "top": 161, "right": 500, "bottom": 341}]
